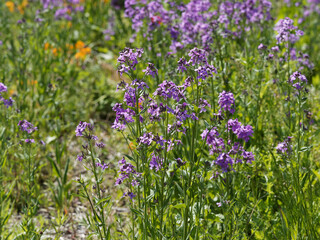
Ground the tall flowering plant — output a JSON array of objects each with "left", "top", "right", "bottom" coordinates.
[
  {"left": 74, "top": 121, "right": 111, "bottom": 239},
  {"left": 112, "top": 47, "right": 255, "bottom": 238}
]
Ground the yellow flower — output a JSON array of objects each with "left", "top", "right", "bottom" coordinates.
[{"left": 5, "top": 1, "right": 15, "bottom": 12}]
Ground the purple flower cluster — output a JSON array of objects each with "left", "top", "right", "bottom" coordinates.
[
  {"left": 115, "top": 157, "right": 141, "bottom": 186},
  {"left": 18, "top": 120, "right": 38, "bottom": 134},
  {"left": 118, "top": 48, "right": 144, "bottom": 76},
  {"left": 217, "top": 0, "right": 272, "bottom": 38},
  {"left": 274, "top": 17, "right": 304, "bottom": 44},
  {"left": 200, "top": 90, "right": 254, "bottom": 173},
  {"left": 218, "top": 91, "right": 235, "bottom": 114},
  {"left": 289, "top": 71, "right": 308, "bottom": 90},
  {"left": 112, "top": 79, "right": 149, "bottom": 131},
  {"left": 18, "top": 120, "right": 38, "bottom": 144},
  {"left": 201, "top": 124, "right": 254, "bottom": 173},
  {"left": 228, "top": 119, "right": 254, "bottom": 142},
  {"left": 138, "top": 132, "right": 154, "bottom": 146},
  {"left": 125, "top": 0, "right": 272, "bottom": 53},
  {"left": 75, "top": 121, "right": 108, "bottom": 170},
  {"left": 201, "top": 128, "right": 225, "bottom": 155},
  {"left": 276, "top": 137, "right": 293, "bottom": 154},
  {"left": 41, "top": 0, "right": 84, "bottom": 20},
  {"left": 154, "top": 80, "right": 185, "bottom": 102},
  {"left": 75, "top": 121, "right": 94, "bottom": 137},
  {"left": 149, "top": 153, "right": 163, "bottom": 172},
  {"left": 143, "top": 63, "right": 158, "bottom": 78},
  {"left": 178, "top": 48, "right": 217, "bottom": 82},
  {"left": 0, "top": 83, "right": 14, "bottom": 108}
]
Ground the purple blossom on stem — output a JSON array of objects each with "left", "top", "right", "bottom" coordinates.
[
  {"left": 276, "top": 137, "right": 292, "bottom": 154},
  {"left": 0, "top": 83, "right": 7, "bottom": 92},
  {"left": 218, "top": 91, "right": 235, "bottom": 114},
  {"left": 177, "top": 57, "right": 189, "bottom": 72},
  {"left": 118, "top": 48, "right": 144, "bottom": 76},
  {"left": 143, "top": 63, "right": 158, "bottom": 78},
  {"left": 18, "top": 120, "right": 38, "bottom": 134},
  {"left": 75, "top": 121, "right": 94, "bottom": 137},
  {"left": 289, "top": 71, "right": 307, "bottom": 90},
  {"left": 115, "top": 157, "right": 140, "bottom": 186},
  {"left": 154, "top": 81, "right": 185, "bottom": 102},
  {"left": 25, "top": 139, "right": 35, "bottom": 144},
  {"left": 96, "top": 162, "right": 109, "bottom": 170},
  {"left": 138, "top": 132, "right": 154, "bottom": 146},
  {"left": 149, "top": 153, "right": 163, "bottom": 172},
  {"left": 214, "top": 153, "right": 234, "bottom": 172},
  {"left": 275, "top": 17, "right": 304, "bottom": 44},
  {"left": 188, "top": 48, "right": 208, "bottom": 66}
]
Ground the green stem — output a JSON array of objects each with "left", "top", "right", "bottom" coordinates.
[{"left": 89, "top": 142, "right": 107, "bottom": 239}]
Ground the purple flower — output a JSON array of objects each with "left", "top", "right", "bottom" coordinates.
[
  {"left": 176, "top": 158, "right": 186, "bottom": 167},
  {"left": 75, "top": 121, "right": 94, "bottom": 137},
  {"left": 95, "top": 141, "right": 105, "bottom": 149},
  {"left": 258, "top": 43, "right": 267, "bottom": 50},
  {"left": 118, "top": 48, "right": 143, "bottom": 76},
  {"left": 138, "top": 132, "right": 154, "bottom": 146},
  {"left": 25, "top": 139, "right": 35, "bottom": 144},
  {"left": 199, "top": 98, "right": 211, "bottom": 113},
  {"left": 235, "top": 125, "right": 254, "bottom": 142},
  {"left": 112, "top": 103, "right": 136, "bottom": 131},
  {"left": 289, "top": 71, "right": 307, "bottom": 90},
  {"left": 177, "top": 57, "right": 189, "bottom": 72},
  {"left": 228, "top": 119, "right": 254, "bottom": 142},
  {"left": 201, "top": 128, "right": 225, "bottom": 154},
  {"left": 128, "top": 192, "right": 136, "bottom": 200},
  {"left": 218, "top": 91, "right": 235, "bottom": 114},
  {"left": 18, "top": 120, "right": 38, "bottom": 134},
  {"left": 77, "top": 154, "right": 84, "bottom": 161},
  {"left": 195, "top": 65, "right": 217, "bottom": 80},
  {"left": 242, "top": 151, "right": 255, "bottom": 164},
  {"left": 214, "top": 153, "right": 234, "bottom": 172},
  {"left": 276, "top": 137, "right": 292, "bottom": 154},
  {"left": 96, "top": 162, "right": 109, "bottom": 170},
  {"left": 188, "top": 48, "right": 208, "bottom": 66},
  {"left": 149, "top": 153, "right": 163, "bottom": 172},
  {"left": 115, "top": 157, "right": 140, "bottom": 186},
  {"left": 0, "top": 83, "right": 7, "bottom": 92},
  {"left": 275, "top": 17, "right": 304, "bottom": 44},
  {"left": 154, "top": 80, "right": 185, "bottom": 102},
  {"left": 1, "top": 97, "right": 14, "bottom": 108},
  {"left": 143, "top": 63, "right": 158, "bottom": 78}
]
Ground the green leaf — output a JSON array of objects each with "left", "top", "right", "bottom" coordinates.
[{"left": 171, "top": 203, "right": 186, "bottom": 209}]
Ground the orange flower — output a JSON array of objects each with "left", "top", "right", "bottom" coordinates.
[
  {"left": 66, "top": 43, "right": 74, "bottom": 50},
  {"left": 29, "top": 80, "right": 37, "bottom": 85},
  {"left": 44, "top": 42, "right": 51, "bottom": 50},
  {"left": 5, "top": 1, "right": 15, "bottom": 12},
  {"left": 9, "top": 89, "right": 15, "bottom": 96},
  {"left": 75, "top": 47, "right": 91, "bottom": 60},
  {"left": 21, "top": 0, "right": 28, "bottom": 7},
  {"left": 129, "top": 142, "right": 136, "bottom": 150},
  {"left": 52, "top": 48, "right": 58, "bottom": 56},
  {"left": 17, "top": 0, "right": 28, "bottom": 14},
  {"left": 75, "top": 40, "right": 85, "bottom": 50}
]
